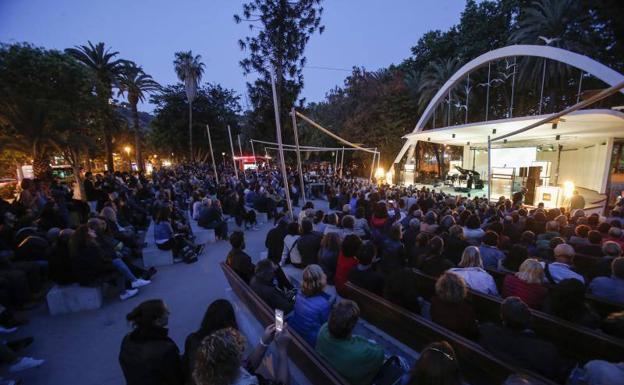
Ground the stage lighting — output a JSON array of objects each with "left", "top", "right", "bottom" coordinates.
[
  {"left": 552, "top": 122, "right": 558, "bottom": 129},
  {"left": 492, "top": 129, "right": 497, "bottom": 134},
  {"left": 563, "top": 181, "right": 575, "bottom": 198},
  {"left": 556, "top": 135, "right": 561, "bottom": 140},
  {"left": 375, "top": 167, "right": 385, "bottom": 179},
  {"left": 452, "top": 134, "right": 456, "bottom": 138}
]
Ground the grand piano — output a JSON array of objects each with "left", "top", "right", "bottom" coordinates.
[{"left": 448, "top": 166, "right": 484, "bottom": 190}]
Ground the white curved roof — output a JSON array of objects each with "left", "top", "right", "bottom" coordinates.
[{"left": 403, "top": 109, "right": 624, "bottom": 147}]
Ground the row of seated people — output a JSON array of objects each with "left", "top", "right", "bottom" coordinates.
[
  {"left": 222, "top": 202, "right": 624, "bottom": 384},
  {"left": 0, "top": 173, "right": 157, "bottom": 377},
  {"left": 225, "top": 230, "right": 535, "bottom": 385}
]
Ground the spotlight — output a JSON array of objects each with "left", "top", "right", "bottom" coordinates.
[
  {"left": 556, "top": 135, "right": 560, "bottom": 140},
  {"left": 504, "top": 139, "right": 508, "bottom": 143},
  {"left": 427, "top": 137, "right": 431, "bottom": 141},
  {"left": 552, "top": 122, "right": 558, "bottom": 130},
  {"left": 563, "top": 181, "right": 575, "bottom": 198},
  {"left": 467, "top": 141, "right": 470, "bottom": 145},
  {"left": 452, "top": 134, "right": 456, "bottom": 138},
  {"left": 492, "top": 129, "right": 497, "bottom": 134}
]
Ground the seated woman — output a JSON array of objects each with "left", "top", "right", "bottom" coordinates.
[
  {"left": 431, "top": 272, "right": 478, "bottom": 339},
  {"left": 401, "top": 341, "right": 462, "bottom": 385},
  {"left": 184, "top": 299, "right": 238, "bottom": 384},
  {"left": 318, "top": 232, "right": 341, "bottom": 284},
  {"left": 289, "top": 265, "right": 333, "bottom": 346},
  {"left": 119, "top": 299, "right": 184, "bottom": 385},
  {"left": 193, "top": 325, "right": 290, "bottom": 385},
  {"left": 334, "top": 234, "right": 363, "bottom": 291},
  {"left": 198, "top": 199, "right": 228, "bottom": 240},
  {"left": 462, "top": 214, "right": 485, "bottom": 245},
  {"left": 154, "top": 206, "right": 199, "bottom": 264},
  {"left": 502, "top": 258, "right": 549, "bottom": 309},
  {"left": 448, "top": 246, "right": 499, "bottom": 296},
  {"left": 69, "top": 225, "right": 138, "bottom": 301}
]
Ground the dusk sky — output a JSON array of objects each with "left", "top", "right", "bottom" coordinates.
[{"left": 0, "top": 0, "right": 468, "bottom": 112}]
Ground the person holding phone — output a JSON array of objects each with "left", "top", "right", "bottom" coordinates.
[{"left": 193, "top": 324, "right": 291, "bottom": 385}]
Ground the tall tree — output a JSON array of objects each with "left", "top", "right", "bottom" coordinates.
[
  {"left": 173, "top": 51, "right": 204, "bottom": 162},
  {"left": 234, "top": 0, "right": 324, "bottom": 142},
  {"left": 0, "top": 43, "right": 96, "bottom": 179},
  {"left": 117, "top": 62, "right": 161, "bottom": 172},
  {"left": 66, "top": 41, "right": 126, "bottom": 172}
]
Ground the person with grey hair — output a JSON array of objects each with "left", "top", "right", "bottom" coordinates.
[{"left": 542, "top": 244, "right": 585, "bottom": 284}]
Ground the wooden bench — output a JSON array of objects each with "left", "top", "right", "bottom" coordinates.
[
  {"left": 485, "top": 267, "right": 623, "bottom": 317},
  {"left": 220, "top": 262, "right": 349, "bottom": 385},
  {"left": 412, "top": 270, "right": 624, "bottom": 363},
  {"left": 342, "top": 282, "right": 557, "bottom": 385}
]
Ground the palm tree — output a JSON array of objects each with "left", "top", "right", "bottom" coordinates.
[
  {"left": 117, "top": 63, "right": 161, "bottom": 172},
  {"left": 174, "top": 51, "right": 205, "bottom": 162},
  {"left": 66, "top": 41, "right": 127, "bottom": 172}
]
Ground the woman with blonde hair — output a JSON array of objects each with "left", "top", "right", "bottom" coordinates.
[
  {"left": 431, "top": 272, "right": 479, "bottom": 338},
  {"left": 193, "top": 325, "right": 290, "bottom": 385},
  {"left": 288, "top": 264, "right": 333, "bottom": 346},
  {"left": 448, "top": 246, "right": 499, "bottom": 296},
  {"left": 502, "top": 258, "right": 549, "bottom": 309}
]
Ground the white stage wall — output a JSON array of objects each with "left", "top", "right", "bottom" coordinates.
[{"left": 463, "top": 139, "right": 612, "bottom": 193}]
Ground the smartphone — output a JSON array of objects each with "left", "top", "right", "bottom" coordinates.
[{"left": 275, "top": 309, "right": 284, "bottom": 332}]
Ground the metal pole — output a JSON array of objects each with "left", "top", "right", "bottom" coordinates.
[
  {"left": 334, "top": 151, "right": 338, "bottom": 174},
  {"left": 237, "top": 134, "right": 243, "bottom": 158},
  {"left": 487, "top": 136, "right": 492, "bottom": 201},
  {"left": 250, "top": 140, "right": 259, "bottom": 176},
  {"left": 576, "top": 70, "right": 584, "bottom": 104},
  {"left": 339, "top": 146, "right": 345, "bottom": 178},
  {"left": 465, "top": 73, "right": 470, "bottom": 124},
  {"left": 269, "top": 70, "right": 293, "bottom": 219},
  {"left": 510, "top": 56, "right": 516, "bottom": 118},
  {"left": 291, "top": 108, "right": 307, "bottom": 204},
  {"left": 206, "top": 125, "right": 219, "bottom": 183},
  {"left": 376, "top": 150, "right": 381, "bottom": 172},
  {"left": 539, "top": 59, "right": 547, "bottom": 115},
  {"left": 227, "top": 125, "right": 238, "bottom": 180},
  {"left": 369, "top": 149, "right": 377, "bottom": 183},
  {"left": 447, "top": 90, "right": 451, "bottom": 127},
  {"left": 485, "top": 62, "right": 491, "bottom": 122}
]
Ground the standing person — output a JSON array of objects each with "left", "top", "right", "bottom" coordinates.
[
  {"left": 83, "top": 172, "right": 99, "bottom": 213},
  {"left": 119, "top": 300, "right": 184, "bottom": 385},
  {"left": 570, "top": 190, "right": 585, "bottom": 211}
]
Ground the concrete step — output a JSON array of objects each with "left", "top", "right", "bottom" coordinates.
[{"left": 46, "top": 284, "right": 103, "bottom": 315}]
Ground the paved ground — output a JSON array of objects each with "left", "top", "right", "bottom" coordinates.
[
  {"left": 4, "top": 200, "right": 318, "bottom": 385},
  {"left": 5, "top": 198, "right": 419, "bottom": 385}
]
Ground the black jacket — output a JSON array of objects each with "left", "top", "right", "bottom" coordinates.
[
  {"left": 379, "top": 238, "right": 406, "bottom": 274},
  {"left": 479, "top": 323, "right": 569, "bottom": 382},
  {"left": 250, "top": 276, "right": 293, "bottom": 313},
  {"left": 296, "top": 231, "right": 323, "bottom": 267},
  {"left": 119, "top": 327, "right": 184, "bottom": 385},
  {"left": 226, "top": 249, "right": 255, "bottom": 284},
  {"left": 265, "top": 222, "right": 288, "bottom": 264},
  {"left": 348, "top": 266, "right": 385, "bottom": 296}
]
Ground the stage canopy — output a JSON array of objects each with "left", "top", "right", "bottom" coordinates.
[{"left": 402, "top": 108, "right": 624, "bottom": 148}]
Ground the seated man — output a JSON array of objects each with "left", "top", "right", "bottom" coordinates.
[
  {"left": 225, "top": 231, "right": 255, "bottom": 284},
  {"left": 542, "top": 243, "right": 585, "bottom": 284},
  {"left": 249, "top": 259, "right": 294, "bottom": 313},
  {"left": 588, "top": 257, "right": 624, "bottom": 305},
  {"left": 479, "top": 231, "right": 505, "bottom": 269},
  {"left": 315, "top": 299, "right": 384, "bottom": 385},
  {"left": 575, "top": 230, "right": 603, "bottom": 257},
  {"left": 348, "top": 241, "right": 384, "bottom": 296},
  {"left": 296, "top": 219, "right": 323, "bottom": 267},
  {"left": 479, "top": 297, "right": 568, "bottom": 381}
]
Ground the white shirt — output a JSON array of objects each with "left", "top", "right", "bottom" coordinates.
[
  {"left": 540, "top": 261, "right": 585, "bottom": 284},
  {"left": 282, "top": 235, "right": 302, "bottom": 265},
  {"left": 449, "top": 267, "right": 499, "bottom": 296}
]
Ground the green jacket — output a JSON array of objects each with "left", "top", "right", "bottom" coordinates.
[{"left": 315, "top": 323, "right": 384, "bottom": 385}]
